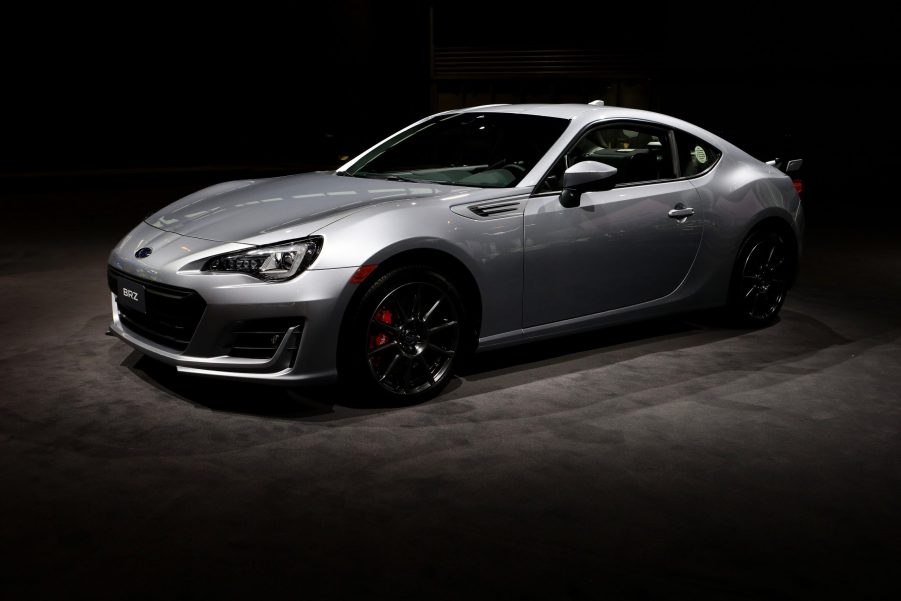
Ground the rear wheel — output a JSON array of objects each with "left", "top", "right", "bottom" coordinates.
[
  {"left": 728, "top": 230, "right": 791, "bottom": 326},
  {"left": 346, "top": 265, "right": 465, "bottom": 403}
]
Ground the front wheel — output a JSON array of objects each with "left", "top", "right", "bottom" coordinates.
[
  {"left": 345, "top": 266, "right": 465, "bottom": 403},
  {"left": 727, "top": 230, "right": 791, "bottom": 326}
]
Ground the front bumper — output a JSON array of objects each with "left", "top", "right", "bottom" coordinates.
[{"left": 108, "top": 264, "right": 358, "bottom": 385}]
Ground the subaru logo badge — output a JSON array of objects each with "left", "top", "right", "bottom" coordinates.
[{"left": 135, "top": 247, "right": 153, "bottom": 259}]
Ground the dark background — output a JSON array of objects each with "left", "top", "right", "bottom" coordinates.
[
  {"left": 3, "top": 3, "right": 898, "bottom": 216},
  {"left": 2, "top": 4, "right": 901, "bottom": 600}
]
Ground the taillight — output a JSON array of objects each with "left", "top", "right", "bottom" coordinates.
[{"left": 792, "top": 179, "right": 803, "bottom": 195}]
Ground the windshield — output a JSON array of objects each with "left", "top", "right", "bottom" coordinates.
[{"left": 344, "top": 112, "right": 569, "bottom": 188}]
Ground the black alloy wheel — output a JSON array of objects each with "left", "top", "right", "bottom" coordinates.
[
  {"left": 350, "top": 266, "right": 464, "bottom": 402},
  {"left": 730, "top": 230, "right": 791, "bottom": 325}
]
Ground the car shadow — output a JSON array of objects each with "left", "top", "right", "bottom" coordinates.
[
  {"left": 122, "top": 311, "right": 748, "bottom": 420},
  {"left": 460, "top": 314, "right": 710, "bottom": 377}
]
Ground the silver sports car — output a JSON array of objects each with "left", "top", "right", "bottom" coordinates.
[{"left": 108, "top": 102, "right": 804, "bottom": 401}]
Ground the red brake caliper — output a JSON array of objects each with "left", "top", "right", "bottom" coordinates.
[{"left": 369, "top": 308, "right": 393, "bottom": 364}]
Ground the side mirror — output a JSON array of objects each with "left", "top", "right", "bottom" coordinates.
[{"left": 559, "top": 161, "right": 618, "bottom": 208}]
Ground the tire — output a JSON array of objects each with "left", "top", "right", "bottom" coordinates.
[
  {"left": 727, "top": 230, "right": 792, "bottom": 327},
  {"left": 343, "top": 265, "right": 465, "bottom": 404}
]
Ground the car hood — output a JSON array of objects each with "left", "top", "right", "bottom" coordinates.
[{"left": 145, "top": 172, "right": 456, "bottom": 243}]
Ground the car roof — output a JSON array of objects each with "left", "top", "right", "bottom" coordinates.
[
  {"left": 455, "top": 103, "right": 733, "bottom": 150},
  {"left": 460, "top": 103, "right": 622, "bottom": 120}
]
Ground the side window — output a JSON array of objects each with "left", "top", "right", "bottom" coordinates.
[
  {"left": 536, "top": 122, "right": 676, "bottom": 193},
  {"left": 673, "top": 129, "right": 721, "bottom": 177}
]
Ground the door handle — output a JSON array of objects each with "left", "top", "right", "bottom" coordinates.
[{"left": 668, "top": 207, "right": 695, "bottom": 220}]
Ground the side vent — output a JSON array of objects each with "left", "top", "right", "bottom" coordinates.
[
  {"left": 470, "top": 201, "right": 522, "bottom": 217},
  {"left": 450, "top": 197, "right": 527, "bottom": 220}
]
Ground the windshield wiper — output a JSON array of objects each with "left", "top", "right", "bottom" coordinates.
[
  {"left": 353, "top": 172, "right": 424, "bottom": 183},
  {"left": 470, "top": 158, "right": 506, "bottom": 174},
  {"left": 383, "top": 174, "right": 422, "bottom": 183}
]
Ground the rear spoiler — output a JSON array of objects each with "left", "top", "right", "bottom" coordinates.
[
  {"left": 765, "top": 158, "right": 803, "bottom": 174},
  {"left": 767, "top": 158, "right": 804, "bottom": 195}
]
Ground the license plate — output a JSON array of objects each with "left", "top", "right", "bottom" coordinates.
[{"left": 117, "top": 277, "right": 147, "bottom": 314}]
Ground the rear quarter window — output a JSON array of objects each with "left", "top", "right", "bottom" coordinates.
[{"left": 674, "top": 130, "right": 722, "bottom": 177}]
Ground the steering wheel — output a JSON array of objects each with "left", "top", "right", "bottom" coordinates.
[{"left": 503, "top": 163, "right": 527, "bottom": 176}]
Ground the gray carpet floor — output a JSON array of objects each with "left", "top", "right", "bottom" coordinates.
[{"left": 1, "top": 183, "right": 899, "bottom": 599}]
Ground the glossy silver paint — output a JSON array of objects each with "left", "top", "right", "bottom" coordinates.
[{"left": 108, "top": 104, "right": 803, "bottom": 383}]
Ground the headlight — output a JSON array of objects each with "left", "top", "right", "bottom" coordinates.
[{"left": 203, "top": 236, "right": 323, "bottom": 281}]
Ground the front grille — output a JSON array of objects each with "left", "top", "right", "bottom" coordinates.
[
  {"left": 226, "top": 318, "right": 304, "bottom": 361},
  {"left": 108, "top": 266, "right": 206, "bottom": 351}
]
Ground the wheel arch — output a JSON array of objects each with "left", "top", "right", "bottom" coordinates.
[
  {"left": 740, "top": 214, "right": 800, "bottom": 288},
  {"left": 336, "top": 247, "right": 483, "bottom": 370}
]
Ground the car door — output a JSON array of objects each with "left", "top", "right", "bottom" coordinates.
[{"left": 522, "top": 121, "right": 704, "bottom": 328}]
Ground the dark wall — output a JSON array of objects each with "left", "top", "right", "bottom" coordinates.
[
  {"left": 4, "top": 1, "right": 898, "bottom": 216},
  {"left": 3, "top": 3, "right": 431, "bottom": 175},
  {"left": 658, "top": 8, "right": 898, "bottom": 217}
]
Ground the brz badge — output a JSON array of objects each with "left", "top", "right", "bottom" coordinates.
[{"left": 135, "top": 247, "right": 153, "bottom": 259}]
